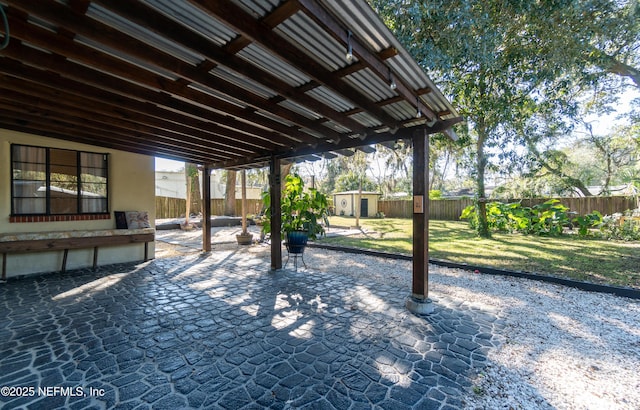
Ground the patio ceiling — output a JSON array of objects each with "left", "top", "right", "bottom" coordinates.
[{"left": 0, "top": 0, "right": 460, "bottom": 169}]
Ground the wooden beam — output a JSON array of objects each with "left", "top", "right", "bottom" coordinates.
[
  {"left": 202, "top": 165, "right": 212, "bottom": 252},
  {"left": 5, "top": 0, "right": 342, "bottom": 146},
  {"left": 407, "top": 128, "right": 433, "bottom": 314},
  {"left": 92, "top": 0, "right": 370, "bottom": 138},
  {"left": 211, "top": 118, "right": 463, "bottom": 168},
  {"left": 188, "top": 0, "right": 402, "bottom": 128},
  {"left": 0, "top": 47, "right": 298, "bottom": 153},
  {"left": 1, "top": 16, "right": 309, "bottom": 150},
  {"left": 269, "top": 157, "right": 282, "bottom": 270},
  {"left": 296, "top": 0, "right": 438, "bottom": 121},
  {"left": 0, "top": 81, "right": 250, "bottom": 159}
]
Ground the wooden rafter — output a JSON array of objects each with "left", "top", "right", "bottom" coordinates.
[{"left": 0, "top": 0, "right": 460, "bottom": 168}]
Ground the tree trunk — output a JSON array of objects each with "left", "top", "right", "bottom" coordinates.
[
  {"left": 183, "top": 163, "right": 201, "bottom": 221},
  {"left": 185, "top": 165, "right": 192, "bottom": 225},
  {"left": 190, "top": 165, "right": 202, "bottom": 215},
  {"left": 355, "top": 177, "right": 362, "bottom": 228},
  {"left": 475, "top": 123, "right": 491, "bottom": 238},
  {"left": 224, "top": 170, "right": 236, "bottom": 216}
]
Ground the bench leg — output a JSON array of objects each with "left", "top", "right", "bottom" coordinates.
[
  {"left": 144, "top": 242, "right": 148, "bottom": 261},
  {"left": 2, "top": 252, "right": 6, "bottom": 281},
  {"left": 62, "top": 249, "right": 69, "bottom": 273},
  {"left": 93, "top": 247, "right": 98, "bottom": 270}
]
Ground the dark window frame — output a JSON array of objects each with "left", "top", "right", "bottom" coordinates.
[{"left": 10, "top": 144, "right": 109, "bottom": 216}]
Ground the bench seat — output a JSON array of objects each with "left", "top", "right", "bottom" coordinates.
[{"left": 0, "top": 228, "right": 155, "bottom": 280}]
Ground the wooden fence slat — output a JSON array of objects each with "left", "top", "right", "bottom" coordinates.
[
  {"left": 155, "top": 197, "right": 264, "bottom": 219},
  {"left": 156, "top": 196, "right": 637, "bottom": 220},
  {"left": 377, "top": 196, "right": 637, "bottom": 220}
]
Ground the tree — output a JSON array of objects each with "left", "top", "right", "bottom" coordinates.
[
  {"left": 224, "top": 170, "right": 236, "bottom": 216},
  {"left": 342, "top": 151, "right": 371, "bottom": 227},
  {"left": 182, "top": 163, "right": 199, "bottom": 229},
  {"left": 371, "top": 141, "right": 412, "bottom": 197},
  {"left": 370, "top": 0, "right": 638, "bottom": 236}
]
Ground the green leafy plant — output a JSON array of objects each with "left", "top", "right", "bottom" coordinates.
[
  {"left": 572, "top": 211, "right": 603, "bottom": 237},
  {"left": 463, "top": 199, "right": 574, "bottom": 236},
  {"left": 260, "top": 174, "right": 329, "bottom": 240}
]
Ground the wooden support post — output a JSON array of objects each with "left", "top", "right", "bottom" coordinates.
[
  {"left": 407, "top": 129, "right": 433, "bottom": 314},
  {"left": 202, "top": 165, "right": 212, "bottom": 252},
  {"left": 270, "top": 156, "right": 282, "bottom": 270}
]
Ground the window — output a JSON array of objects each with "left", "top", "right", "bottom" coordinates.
[{"left": 11, "top": 144, "right": 108, "bottom": 215}]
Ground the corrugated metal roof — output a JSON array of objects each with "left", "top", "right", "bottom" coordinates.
[
  {"left": 275, "top": 11, "right": 349, "bottom": 72},
  {"left": 142, "top": 0, "right": 237, "bottom": 46},
  {"left": 0, "top": 0, "right": 460, "bottom": 168},
  {"left": 237, "top": 43, "right": 311, "bottom": 88}
]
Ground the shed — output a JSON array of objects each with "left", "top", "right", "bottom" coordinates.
[{"left": 333, "top": 191, "right": 381, "bottom": 218}]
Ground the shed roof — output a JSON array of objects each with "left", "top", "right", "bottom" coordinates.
[
  {"left": 0, "top": 0, "right": 460, "bottom": 169},
  {"left": 333, "top": 191, "right": 381, "bottom": 196}
]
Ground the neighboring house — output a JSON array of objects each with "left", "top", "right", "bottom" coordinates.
[
  {"left": 1, "top": 129, "right": 156, "bottom": 278},
  {"left": 155, "top": 170, "right": 263, "bottom": 199},
  {"left": 333, "top": 191, "right": 381, "bottom": 217}
]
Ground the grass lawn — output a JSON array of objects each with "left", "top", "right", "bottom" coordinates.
[{"left": 322, "top": 216, "right": 640, "bottom": 289}]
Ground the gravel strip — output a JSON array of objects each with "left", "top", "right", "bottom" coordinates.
[{"left": 300, "top": 247, "right": 640, "bottom": 410}]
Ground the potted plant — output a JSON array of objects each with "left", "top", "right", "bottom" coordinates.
[{"left": 261, "top": 173, "right": 329, "bottom": 253}]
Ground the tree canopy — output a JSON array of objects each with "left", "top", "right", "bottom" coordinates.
[{"left": 369, "top": 0, "right": 639, "bottom": 236}]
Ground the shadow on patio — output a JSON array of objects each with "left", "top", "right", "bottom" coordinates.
[{"left": 0, "top": 245, "right": 544, "bottom": 409}]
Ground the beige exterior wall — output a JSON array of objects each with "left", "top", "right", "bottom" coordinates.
[
  {"left": 1, "top": 129, "right": 156, "bottom": 278},
  {"left": 333, "top": 192, "right": 379, "bottom": 217}
]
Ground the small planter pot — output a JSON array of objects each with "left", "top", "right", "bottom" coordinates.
[
  {"left": 286, "top": 230, "right": 308, "bottom": 254},
  {"left": 236, "top": 232, "right": 253, "bottom": 245}
]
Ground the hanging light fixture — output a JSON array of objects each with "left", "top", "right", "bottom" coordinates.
[
  {"left": 389, "top": 67, "right": 397, "bottom": 90},
  {"left": 345, "top": 30, "right": 353, "bottom": 62},
  {"left": 416, "top": 96, "right": 422, "bottom": 118}
]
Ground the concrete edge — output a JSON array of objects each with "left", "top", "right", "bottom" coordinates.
[{"left": 307, "top": 243, "right": 640, "bottom": 300}]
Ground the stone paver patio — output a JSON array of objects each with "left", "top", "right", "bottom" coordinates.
[{"left": 0, "top": 245, "right": 503, "bottom": 409}]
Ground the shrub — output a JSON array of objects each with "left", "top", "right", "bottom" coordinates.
[
  {"left": 598, "top": 210, "right": 640, "bottom": 241},
  {"left": 462, "top": 199, "right": 574, "bottom": 237},
  {"left": 572, "top": 211, "right": 603, "bottom": 237}
]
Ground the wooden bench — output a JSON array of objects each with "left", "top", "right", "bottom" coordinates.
[{"left": 0, "top": 228, "right": 155, "bottom": 280}]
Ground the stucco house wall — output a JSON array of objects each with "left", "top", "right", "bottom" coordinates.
[{"left": 1, "top": 129, "right": 156, "bottom": 277}]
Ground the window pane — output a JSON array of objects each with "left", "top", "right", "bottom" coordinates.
[
  {"left": 13, "top": 162, "right": 46, "bottom": 179},
  {"left": 81, "top": 183, "right": 107, "bottom": 197},
  {"left": 51, "top": 197, "right": 77, "bottom": 214},
  {"left": 12, "top": 181, "right": 46, "bottom": 197},
  {"left": 81, "top": 167, "right": 107, "bottom": 180},
  {"left": 11, "top": 145, "right": 109, "bottom": 216},
  {"left": 13, "top": 145, "right": 45, "bottom": 163},
  {"left": 82, "top": 198, "right": 108, "bottom": 213},
  {"left": 80, "top": 152, "right": 106, "bottom": 168},
  {"left": 80, "top": 153, "right": 108, "bottom": 211},
  {"left": 12, "top": 146, "right": 47, "bottom": 215},
  {"left": 13, "top": 198, "right": 46, "bottom": 214}
]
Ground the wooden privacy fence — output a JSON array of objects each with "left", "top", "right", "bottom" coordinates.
[
  {"left": 378, "top": 196, "right": 638, "bottom": 220},
  {"left": 157, "top": 196, "right": 638, "bottom": 220},
  {"left": 156, "top": 197, "right": 263, "bottom": 219},
  {"left": 378, "top": 199, "right": 474, "bottom": 220}
]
